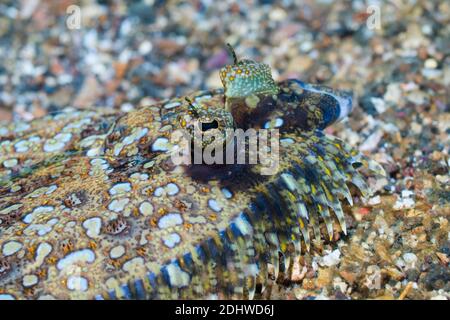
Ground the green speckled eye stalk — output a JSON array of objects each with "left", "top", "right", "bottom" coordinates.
[{"left": 220, "top": 45, "right": 279, "bottom": 98}]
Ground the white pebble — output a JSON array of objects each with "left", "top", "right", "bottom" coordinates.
[{"left": 320, "top": 249, "right": 341, "bottom": 267}]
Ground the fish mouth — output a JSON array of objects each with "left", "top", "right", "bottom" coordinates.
[
  {"left": 290, "top": 80, "right": 354, "bottom": 125},
  {"left": 335, "top": 90, "right": 354, "bottom": 122}
]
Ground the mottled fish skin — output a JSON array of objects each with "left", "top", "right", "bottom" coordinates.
[
  {"left": 0, "top": 89, "right": 225, "bottom": 188},
  {"left": 0, "top": 52, "right": 382, "bottom": 300}
]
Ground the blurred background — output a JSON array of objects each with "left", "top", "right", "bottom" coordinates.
[
  {"left": 0, "top": 1, "right": 447, "bottom": 120},
  {"left": 0, "top": 0, "right": 448, "bottom": 299}
]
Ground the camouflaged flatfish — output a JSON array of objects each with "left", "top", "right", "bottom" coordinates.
[{"left": 0, "top": 48, "right": 384, "bottom": 300}]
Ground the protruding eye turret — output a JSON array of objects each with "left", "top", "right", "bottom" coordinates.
[
  {"left": 219, "top": 44, "right": 279, "bottom": 99},
  {"left": 201, "top": 120, "right": 219, "bottom": 132},
  {"left": 182, "top": 97, "right": 234, "bottom": 150}
]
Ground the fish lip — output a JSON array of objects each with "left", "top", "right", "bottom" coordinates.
[
  {"left": 336, "top": 90, "right": 354, "bottom": 122},
  {"left": 291, "top": 79, "right": 354, "bottom": 121}
]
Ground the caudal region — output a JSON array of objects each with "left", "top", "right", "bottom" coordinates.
[{"left": 0, "top": 44, "right": 383, "bottom": 300}]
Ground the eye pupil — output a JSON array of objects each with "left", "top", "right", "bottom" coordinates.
[{"left": 201, "top": 120, "right": 219, "bottom": 132}]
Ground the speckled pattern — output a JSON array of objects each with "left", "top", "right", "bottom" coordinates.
[{"left": 0, "top": 56, "right": 382, "bottom": 299}]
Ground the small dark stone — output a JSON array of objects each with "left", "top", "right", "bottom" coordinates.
[
  {"left": 439, "top": 241, "right": 450, "bottom": 256},
  {"left": 128, "top": 3, "right": 156, "bottom": 24},
  {"left": 334, "top": 290, "right": 349, "bottom": 300},
  {"left": 383, "top": 21, "right": 407, "bottom": 38},
  {"left": 422, "top": 264, "right": 450, "bottom": 291},
  {"left": 359, "top": 95, "right": 379, "bottom": 116},
  {"left": 406, "top": 269, "right": 420, "bottom": 282}
]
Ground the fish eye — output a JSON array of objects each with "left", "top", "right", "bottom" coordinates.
[{"left": 201, "top": 120, "right": 219, "bottom": 132}]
